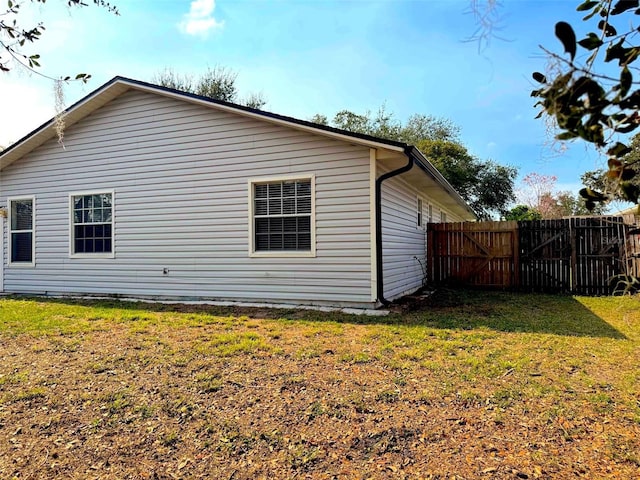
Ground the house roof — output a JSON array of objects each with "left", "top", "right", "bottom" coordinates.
[
  {"left": 0, "top": 76, "right": 476, "bottom": 219},
  {"left": 617, "top": 204, "right": 639, "bottom": 216}
]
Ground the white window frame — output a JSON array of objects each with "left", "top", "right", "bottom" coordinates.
[
  {"left": 428, "top": 204, "right": 433, "bottom": 223},
  {"left": 69, "top": 190, "right": 115, "bottom": 259},
  {"left": 248, "top": 174, "right": 316, "bottom": 258},
  {"left": 441, "top": 211, "right": 447, "bottom": 223},
  {"left": 7, "top": 196, "right": 35, "bottom": 267}
]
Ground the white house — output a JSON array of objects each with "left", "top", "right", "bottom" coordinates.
[{"left": 0, "top": 77, "right": 475, "bottom": 308}]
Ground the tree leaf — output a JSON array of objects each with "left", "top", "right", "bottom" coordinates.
[
  {"left": 621, "top": 168, "right": 636, "bottom": 180},
  {"left": 598, "top": 19, "right": 617, "bottom": 36},
  {"left": 577, "top": 0, "right": 599, "bottom": 11},
  {"left": 611, "top": 0, "right": 639, "bottom": 15},
  {"left": 579, "top": 187, "right": 608, "bottom": 201},
  {"left": 578, "top": 32, "right": 603, "bottom": 50},
  {"left": 620, "top": 182, "right": 640, "bottom": 202},
  {"left": 556, "top": 131, "right": 579, "bottom": 140},
  {"left": 607, "top": 142, "right": 631, "bottom": 157},
  {"left": 532, "top": 72, "right": 547, "bottom": 83},
  {"left": 605, "top": 39, "right": 626, "bottom": 63},
  {"left": 556, "top": 21, "right": 577, "bottom": 60},
  {"left": 620, "top": 66, "right": 633, "bottom": 97}
]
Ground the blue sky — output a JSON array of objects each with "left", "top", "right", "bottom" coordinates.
[{"left": 0, "top": 0, "right": 615, "bottom": 204}]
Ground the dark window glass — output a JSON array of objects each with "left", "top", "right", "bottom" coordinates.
[
  {"left": 11, "top": 232, "right": 32, "bottom": 262},
  {"left": 72, "top": 193, "right": 113, "bottom": 254},
  {"left": 10, "top": 199, "right": 34, "bottom": 263},
  {"left": 11, "top": 200, "right": 33, "bottom": 230}
]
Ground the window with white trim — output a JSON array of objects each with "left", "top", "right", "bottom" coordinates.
[
  {"left": 441, "top": 211, "right": 447, "bottom": 223},
  {"left": 417, "top": 197, "right": 423, "bottom": 228},
  {"left": 71, "top": 192, "right": 113, "bottom": 255},
  {"left": 9, "top": 197, "right": 34, "bottom": 264},
  {"left": 252, "top": 178, "right": 312, "bottom": 253},
  {"left": 428, "top": 204, "right": 433, "bottom": 223}
]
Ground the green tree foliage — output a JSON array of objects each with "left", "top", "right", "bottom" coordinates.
[
  {"left": 532, "top": 0, "right": 640, "bottom": 208},
  {"left": 152, "top": 67, "right": 267, "bottom": 109},
  {"left": 314, "top": 107, "right": 517, "bottom": 220},
  {"left": 582, "top": 131, "right": 640, "bottom": 202},
  {"left": 416, "top": 139, "right": 516, "bottom": 220},
  {"left": 503, "top": 205, "right": 543, "bottom": 221},
  {"left": 1, "top": 0, "right": 118, "bottom": 80}
]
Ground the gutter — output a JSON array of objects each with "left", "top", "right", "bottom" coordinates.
[{"left": 375, "top": 147, "right": 414, "bottom": 306}]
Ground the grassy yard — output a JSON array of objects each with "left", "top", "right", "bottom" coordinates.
[{"left": 0, "top": 290, "right": 638, "bottom": 479}]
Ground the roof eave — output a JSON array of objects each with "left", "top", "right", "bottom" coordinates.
[
  {"left": 407, "top": 147, "right": 477, "bottom": 220},
  {"left": 0, "top": 77, "right": 476, "bottom": 221},
  {"left": 0, "top": 76, "right": 408, "bottom": 171},
  {"left": 0, "top": 77, "right": 131, "bottom": 170}
]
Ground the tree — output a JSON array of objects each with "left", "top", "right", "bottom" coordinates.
[
  {"left": 152, "top": 67, "right": 267, "bottom": 109},
  {"left": 415, "top": 139, "right": 517, "bottom": 220},
  {"left": 519, "top": 171, "right": 606, "bottom": 218},
  {"left": 519, "top": 173, "right": 558, "bottom": 217},
  {"left": 315, "top": 107, "right": 517, "bottom": 219},
  {"left": 503, "top": 205, "right": 543, "bottom": 221},
  {"left": 1, "top": 0, "right": 118, "bottom": 80},
  {"left": 532, "top": 0, "right": 640, "bottom": 208}
]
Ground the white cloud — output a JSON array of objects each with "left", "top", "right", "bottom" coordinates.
[{"left": 178, "top": 0, "right": 224, "bottom": 37}]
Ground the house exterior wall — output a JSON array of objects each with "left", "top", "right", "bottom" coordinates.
[
  {"left": 0, "top": 90, "right": 375, "bottom": 307},
  {"left": 380, "top": 171, "right": 462, "bottom": 301}
]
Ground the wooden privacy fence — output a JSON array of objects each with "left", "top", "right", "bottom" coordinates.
[{"left": 427, "top": 215, "right": 640, "bottom": 295}]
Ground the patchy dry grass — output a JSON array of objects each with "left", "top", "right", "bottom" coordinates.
[{"left": 0, "top": 290, "right": 638, "bottom": 479}]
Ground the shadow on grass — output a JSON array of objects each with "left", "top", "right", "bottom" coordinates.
[
  {"left": 10, "top": 288, "right": 627, "bottom": 339},
  {"left": 405, "top": 289, "right": 628, "bottom": 340}
]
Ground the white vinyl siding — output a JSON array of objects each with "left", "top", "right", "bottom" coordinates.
[
  {"left": 0, "top": 90, "right": 373, "bottom": 307},
  {"left": 379, "top": 170, "right": 462, "bottom": 301},
  {"left": 380, "top": 173, "right": 426, "bottom": 301}
]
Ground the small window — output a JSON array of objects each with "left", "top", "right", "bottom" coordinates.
[
  {"left": 8, "top": 197, "right": 34, "bottom": 265},
  {"left": 428, "top": 204, "right": 433, "bottom": 223},
  {"left": 250, "top": 176, "right": 315, "bottom": 256},
  {"left": 70, "top": 192, "right": 113, "bottom": 256},
  {"left": 441, "top": 211, "right": 447, "bottom": 223},
  {"left": 417, "top": 197, "right": 423, "bottom": 228}
]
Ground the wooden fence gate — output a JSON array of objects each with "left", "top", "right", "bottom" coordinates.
[
  {"left": 518, "top": 219, "right": 571, "bottom": 292},
  {"left": 427, "top": 215, "right": 640, "bottom": 295}
]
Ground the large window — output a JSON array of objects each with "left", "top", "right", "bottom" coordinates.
[
  {"left": 70, "top": 192, "right": 113, "bottom": 256},
  {"left": 250, "top": 176, "right": 315, "bottom": 256},
  {"left": 8, "top": 197, "right": 34, "bottom": 265}
]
